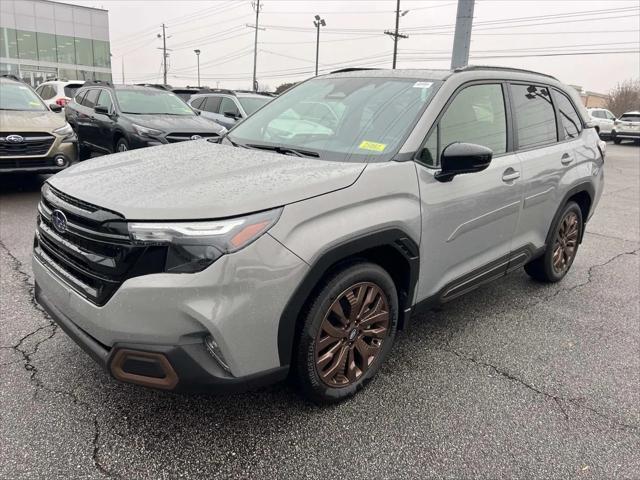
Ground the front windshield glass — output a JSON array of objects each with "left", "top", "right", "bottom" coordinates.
[
  {"left": 238, "top": 96, "right": 271, "bottom": 115},
  {"left": 228, "top": 76, "right": 441, "bottom": 162},
  {"left": 0, "top": 82, "right": 47, "bottom": 111},
  {"left": 116, "top": 89, "right": 195, "bottom": 115}
]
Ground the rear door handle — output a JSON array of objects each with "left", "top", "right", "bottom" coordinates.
[
  {"left": 502, "top": 168, "right": 520, "bottom": 182},
  {"left": 561, "top": 153, "right": 574, "bottom": 165}
]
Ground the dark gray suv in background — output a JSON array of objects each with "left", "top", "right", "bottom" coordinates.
[{"left": 34, "top": 66, "right": 603, "bottom": 403}]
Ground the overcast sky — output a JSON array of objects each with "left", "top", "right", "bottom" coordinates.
[{"left": 63, "top": 0, "right": 639, "bottom": 93}]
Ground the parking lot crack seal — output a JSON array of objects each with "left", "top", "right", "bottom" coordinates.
[{"left": 0, "top": 239, "right": 116, "bottom": 478}]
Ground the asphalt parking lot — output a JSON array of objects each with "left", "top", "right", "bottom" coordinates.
[{"left": 1, "top": 143, "right": 638, "bottom": 479}]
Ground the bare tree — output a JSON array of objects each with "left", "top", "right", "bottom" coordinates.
[
  {"left": 605, "top": 79, "right": 640, "bottom": 117},
  {"left": 275, "top": 82, "right": 298, "bottom": 95}
]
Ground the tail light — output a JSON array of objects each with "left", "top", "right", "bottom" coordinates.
[{"left": 56, "top": 97, "right": 70, "bottom": 107}]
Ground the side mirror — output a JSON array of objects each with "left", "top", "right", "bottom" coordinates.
[
  {"left": 49, "top": 103, "right": 62, "bottom": 113},
  {"left": 94, "top": 105, "right": 110, "bottom": 115},
  {"left": 435, "top": 142, "right": 493, "bottom": 182},
  {"left": 223, "top": 111, "right": 240, "bottom": 120}
]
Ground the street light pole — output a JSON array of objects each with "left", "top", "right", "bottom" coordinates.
[
  {"left": 451, "top": 0, "right": 475, "bottom": 69},
  {"left": 384, "top": 1, "right": 408, "bottom": 69},
  {"left": 313, "top": 15, "right": 326, "bottom": 76},
  {"left": 251, "top": 0, "right": 262, "bottom": 92},
  {"left": 194, "top": 49, "right": 201, "bottom": 88}
]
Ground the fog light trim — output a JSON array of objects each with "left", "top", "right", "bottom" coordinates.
[
  {"left": 204, "top": 335, "right": 232, "bottom": 375},
  {"left": 110, "top": 349, "right": 179, "bottom": 389}
]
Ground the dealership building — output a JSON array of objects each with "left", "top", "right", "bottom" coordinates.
[{"left": 0, "top": 0, "right": 112, "bottom": 86}]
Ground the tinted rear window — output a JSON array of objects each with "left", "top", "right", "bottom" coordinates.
[
  {"left": 512, "top": 84, "right": 557, "bottom": 149},
  {"left": 620, "top": 114, "right": 640, "bottom": 122},
  {"left": 64, "top": 83, "right": 84, "bottom": 98},
  {"left": 553, "top": 90, "right": 582, "bottom": 139}
]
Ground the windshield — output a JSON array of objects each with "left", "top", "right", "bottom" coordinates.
[
  {"left": 238, "top": 96, "right": 271, "bottom": 115},
  {"left": 228, "top": 76, "right": 440, "bottom": 162},
  {"left": 116, "top": 89, "right": 195, "bottom": 115},
  {"left": 0, "top": 82, "right": 47, "bottom": 111}
]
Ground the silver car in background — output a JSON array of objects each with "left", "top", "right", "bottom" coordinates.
[
  {"left": 33, "top": 66, "right": 604, "bottom": 403},
  {"left": 612, "top": 111, "right": 640, "bottom": 144}
]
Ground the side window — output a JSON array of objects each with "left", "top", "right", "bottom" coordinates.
[
  {"left": 190, "top": 97, "right": 204, "bottom": 110},
  {"left": 219, "top": 97, "right": 240, "bottom": 116},
  {"left": 75, "top": 91, "right": 87, "bottom": 105},
  {"left": 96, "top": 90, "right": 113, "bottom": 112},
  {"left": 605, "top": 111, "right": 616, "bottom": 120},
  {"left": 511, "top": 84, "right": 557, "bottom": 149},
  {"left": 83, "top": 89, "right": 100, "bottom": 108},
  {"left": 39, "top": 85, "right": 55, "bottom": 100},
  {"left": 419, "top": 83, "right": 507, "bottom": 167},
  {"left": 591, "top": 111, "right": 603, "bottom": 119},
  {"left": 553, "top": 90, "right": 582, "bottom": 139},
  {"left": 204, "top": 96, "right": 222, "bottom": 113}
]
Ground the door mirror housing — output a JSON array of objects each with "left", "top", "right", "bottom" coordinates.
[
  {"left": 94, "top": 105, "right": 110, "bottom": 115},
  {"left": 49, "top": 103, "right": 62, "bottom": 113},
  {"left": 435, "top": 142, "right": 493, "bottom": 182},
  {"left": 223, "top": 111, "right": 240, "bottom": 120}
]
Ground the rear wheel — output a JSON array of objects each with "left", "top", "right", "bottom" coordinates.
[
  {"left": 294, "top": 262, "right": 398, "bottom": 404},
  {"left": 525, "top": 201, "right": 583, "bottom": 283},
  {"left": 612, "top": 131, "right": 621, "bottom": 144}
]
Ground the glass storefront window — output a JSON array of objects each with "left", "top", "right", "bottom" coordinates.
[
  {"left": 16, "top": 30, "right": 38, "bottom": 60},
  {"left": 92, "top": 40, "right": 111, "bottom": 68},
  {"left": 59, "top": 68, "right": 79, "bottom": 81},
  {"left": 56, "top": 35, "right": 76, "bottom": 64},
  {"left": 0, "top": 28, "right": 19, "bottom": 58},
  {"left": 94, "top": 72, "right": 112, "bottom": 82},
  {"left": 37, "top": 32, "right": 57, "bottom": 63},
  {"left": 75, "top": 37, "right": 94, "bottom": 66}
]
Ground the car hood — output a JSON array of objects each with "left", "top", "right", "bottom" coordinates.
[
  {"left": 0, "top": 110, "right": 66, "bottom": 132},
  {"left": 122, "top": 113, "right": 225, "bottom": 134},
  {"left": 48, "top": 140, "right": 366, "bottom": 220}
]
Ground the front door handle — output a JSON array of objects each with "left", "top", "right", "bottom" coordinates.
[
  {"left": 502, "top": 168, "right": 520, "bottom": 182},
  {"left": 561, "top": 153, "right": 574, "bottom": 165}
]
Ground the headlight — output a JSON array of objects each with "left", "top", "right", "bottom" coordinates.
[
  {"left": 53, "top": 123, "right": 76, "bottom": 142},
  {"left": 128, "top": 208, "right": 282, "bottom": 273},
  {"left": 132, "top": 124, "right": 164, "bottom": 138}
]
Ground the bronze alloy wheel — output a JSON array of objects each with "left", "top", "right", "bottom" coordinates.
[
  {"left": 552, "top": 211, "right": 579, "bottom": 275},
  {"left": 314, "top": 282, "right": 390, "bottom": 388}
]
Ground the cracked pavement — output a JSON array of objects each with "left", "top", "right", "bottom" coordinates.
[{"left": 1, "top": 143, "right": 639, "bottom": 479}]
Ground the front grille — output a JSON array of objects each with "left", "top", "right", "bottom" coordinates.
[
  {"left": 0, "top": 158, "right": 59, "bottom": 169},
  {"left": 34, "top": 184, "right": 165, "bottom": 306},
  {"left": 165, "top": 132, "right": 220, "bottom": 143},
  {"left": 0, "top": 133, "right": 55, "bottom": 157}
]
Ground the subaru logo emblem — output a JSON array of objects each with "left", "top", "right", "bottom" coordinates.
[
  {"left": 190, "top": 135, "right": 203, "bottom": 140},
  {"left": 6, "top": 134, "right": 24, "bottom": 143},
  {"left": 51, "top": 210, "right": 68, "bottom": 234}
]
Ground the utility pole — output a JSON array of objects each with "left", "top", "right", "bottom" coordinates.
[
  {"left": 158, "top": 23, "right": 168, "bottom": 85},
  {"left": 121, "top": 57, "right": 125, "bottom": 84},
  {"left": 313, "top": 15, "right": 326, "bottom": 76},
  {"left": 451, "top": 0, "right": 475, "bottom": 69},
  {"left": 194, "top": 49, "right": 201, "bottom": 88},
  {"left": 384, "top": 0, "right": 408, "bottom": 69},
  {"left": 251, "top": 0, "right": 262, "bottom": 92}
]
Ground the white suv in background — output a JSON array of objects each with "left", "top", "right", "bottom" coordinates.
[
  {"left": 612, "top": 111, "right": 640, "bottom": 145},
  {"left": 587, "top": 107, "right": 616, "bottom": 139},
  {"left": 36, "top": 80, "right": 85, "bottom": 109}
]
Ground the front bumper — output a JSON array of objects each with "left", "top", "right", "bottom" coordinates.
[
  {"left": 35, "top": 283, "right": 288, "bottom": 392},
  {"left": 32, "top": 232, "right": 308, "bottom": 390},
  {"left": 0, "top": 141, "right": 77, "bottom": 173}
]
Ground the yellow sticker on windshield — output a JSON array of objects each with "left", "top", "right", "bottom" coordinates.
[{"left": 359, "top": 141, "right": 387, "bottom": 152}]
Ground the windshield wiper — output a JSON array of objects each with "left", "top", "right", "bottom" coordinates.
[{"left": 245, "top": 143, "right": 320, "bottom": 158}]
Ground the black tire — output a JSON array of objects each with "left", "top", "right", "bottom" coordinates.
[
  {"left": 115, "top": 137, "right": 129, "bottom": 152},
  {"left": 525, "top": 201, "right": 583, "bottom": 283},
  {"left": 294, "top": 262, "right": 398, "bottom": 404},
  {"left": 612, "top": 132, "right": 621, "bottom": 145},
  {"left": 78, "top": 143, "right": 92, "bottom": 160}
]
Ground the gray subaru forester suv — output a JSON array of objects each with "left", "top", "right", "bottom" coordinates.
[{"left": 33, "top": 66, "right": 604, "bottom": 403}]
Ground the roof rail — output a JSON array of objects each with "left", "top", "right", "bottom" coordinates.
[
  {"left": 330, "top": 67, "right": 382, "bottom": 74},
  {"left": 134, "top": 83, "right": 171, "bottom": 90},
  {"left": 0, "top": 74, "right": 23, "bottom": 82},
  {"left": 454, "top": 65, "right": 558, "bottom": 80},
  {"left": 84, "top": 79, "right": 114, "bottom": 88}
]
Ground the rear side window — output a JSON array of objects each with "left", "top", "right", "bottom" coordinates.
[
  {"left": 220, "top": 97, "right": 240, "bottom": 116},
  {"left": 38, "top": 85, "right": 56, "bottom": 100},
  {"left": 553, "top": 90, "right": 582, "bottom": 139},
  {"left": 591, "top": 110, "right": 604, "bottom": 119},
  {"left": 83, "top": 89, "right": 100, "bottom": 108},
  {"left": 511, "top": 84, "right": 557, "bottom": 149},
  {"left": 203, "top": 96, "right": 222, "bottom": 113},
  {"left": 190, "top": 97, "right": 205, "bottom": 109},
  {"left": 75, "top": 90, "right": 87, "bottom": 105},
  {"left": 419, "top": 83, "right": 507, "bottom": 167}
]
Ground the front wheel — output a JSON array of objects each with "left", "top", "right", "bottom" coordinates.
[
  {"left": 525, "top": 201, "right": 583, "bottom": 283},
  {"left": 294, "top": 262, "right": 398, "bottom": 404},
  {"left": 115, "top": 137, "right": 129, "bottom": 152}
]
